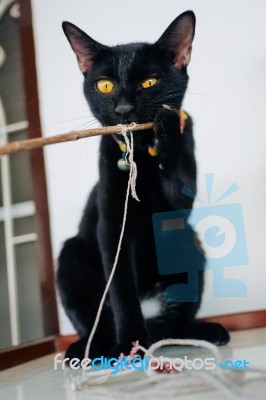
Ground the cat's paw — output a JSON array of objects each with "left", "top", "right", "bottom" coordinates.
[
  {"left": 154, "top": 106, "right": 181, "bottom": 138},
  {"left": 64, "top": 337, "right": 112, "bottom": 363},
  {"left": 188, "top": 322, "right": 230, "bottom": 346},
  {"left": 64, "top": 338, "right": 87, "bottom": 365}
]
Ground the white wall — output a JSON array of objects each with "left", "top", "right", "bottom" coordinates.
[{"left": 31, "top": 0, "right": 266, "bottom": 333}]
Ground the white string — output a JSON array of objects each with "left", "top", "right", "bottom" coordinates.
[
  {"left": 82, "top": 124, "right": 139, "bottom": 372},
  {"left": 147, "top": 338, "right": 221, "bottom": 360}
]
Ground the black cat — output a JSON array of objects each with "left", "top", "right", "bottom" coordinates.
[{"left": 57, "top": 10, "right": 230, "bottom": 360}]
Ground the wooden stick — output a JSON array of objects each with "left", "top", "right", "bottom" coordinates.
[{"left": 0, "top": 122, "right": 154, "bottom": 156}]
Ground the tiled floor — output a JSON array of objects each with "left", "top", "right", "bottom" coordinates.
[{"left": 0, "top": 328, "right": 266, "bottom": 400}]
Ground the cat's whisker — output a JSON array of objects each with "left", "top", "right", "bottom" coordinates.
[
  {"left": 153, "top": 92, "right": 185, "bottom": 103},
  {"left": 188, "top": 82, "right": 217, "bottom": 91},
  {"left": 154, "top": 88, "right": 178, "bottom": 97},
  {"left": 185, "top": 91, "right": 223, "bottom": 100},
  {"left": 22, "top": 116, "right": 99, "bottom": 142},
  {"left": 153, "top": 92, "right": 180, "bottom": 102},
  {"left": 40, "top": 115, "right": 99, "bottom": 132},
  {"left": 186, "top": 82, "right": 225, "bottom": 100},
  {"left": 76, "top": 119, "right": 100, "bottom": 131},
  {"left": 58, "top": 120, "right": 100, "bottom": 161}
]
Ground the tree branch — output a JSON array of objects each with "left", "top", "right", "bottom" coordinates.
[{"left": 0, "top": 122, "right": 154, "bottom": 156}]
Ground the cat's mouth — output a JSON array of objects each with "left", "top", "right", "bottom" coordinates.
[
  {"left": 118, "top": 116, "right": 140, "bottom": 125},
  {"left": 112, "top": 108, "right": 156, "bottom": 126},
  {"left": 115, "top": 114, "right": 154, "bottom": 127},
  {"left": 119, "top": 116, "right": 133, "bottom": 124},
  {"left": 100, "top": 112, "right": 156, "bottom": 134},
  {"left": 114, "top": 114, "right": 156, "bottom": 146}
]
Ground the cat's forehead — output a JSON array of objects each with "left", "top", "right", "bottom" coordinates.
[
  {"left": 96, "top": 42, "right": 159, "bottom": 82},
  {"left": 115, "top": 46, "right": 140, "bottom": 78}
]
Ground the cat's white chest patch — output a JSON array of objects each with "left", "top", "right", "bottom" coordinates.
[{"left": 141, "top": 297, "right": 161, "bottom": 319}]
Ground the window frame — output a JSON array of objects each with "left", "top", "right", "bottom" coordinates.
[{"left": 0, "top": 0, "right": 59, "bottom": 363}]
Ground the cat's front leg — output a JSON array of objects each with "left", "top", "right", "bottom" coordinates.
[
  {"left": 154, "top": 106, "right": 197, "bottom": 209},
  {"left": 97, "top": 219, "right": 150, "bottom": 357}
]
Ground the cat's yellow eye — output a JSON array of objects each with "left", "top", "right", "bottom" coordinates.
[
  {"left": 141, "top": 77, "right": 158, "bottom": 89},
  {"left": 96, "top": 79, "right": 114, "bottom": 94}
]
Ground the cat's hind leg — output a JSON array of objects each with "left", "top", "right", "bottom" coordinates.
[
  {"left": 57, "top": 236, "right": 116, "bottom": 360},
  {"left": 176, "top": 320, "right": 230, "bottom": 346},
  {"left": 147, "top": 307, "right": 230, "bottom": 346},
  {"left": 145, "top": 288, "right": 230, "bottom": 346}
]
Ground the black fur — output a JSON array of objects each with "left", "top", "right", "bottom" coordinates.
[{"left": 57, "top": 11, "right": 230, "bottom": 360}]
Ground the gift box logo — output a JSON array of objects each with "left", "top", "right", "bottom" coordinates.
[{"left": 152, "top": 173, "right": 248, "bottom": 302}]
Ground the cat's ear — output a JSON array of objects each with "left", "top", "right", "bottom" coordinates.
[
  {"left": 62, "top": 22, "right": 106, "bottom": 74},
  {"left": 157, "top": 11, "right": 195, "bottom": 70}
]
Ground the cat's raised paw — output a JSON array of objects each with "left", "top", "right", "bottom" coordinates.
[{"left": 154, "top": 107, "right": 181, "bottom": 138}]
